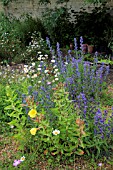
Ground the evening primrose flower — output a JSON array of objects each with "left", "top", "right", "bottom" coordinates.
[
  {"left": 30, "top": 128, "right": 37, "bottom": 135},
  {"left": 20, "top": 156, "right": 25, "bottom": 162},
  {"left": 52, "top": 129, "right": 60, "bottom": 135},
  {"left": 28, "top": 109, "right": 37, "bottom": 118}
]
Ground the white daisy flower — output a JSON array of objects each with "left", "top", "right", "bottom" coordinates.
[
  {"left": 32, "top": 74, "right": 37, "bottom": 78},
  {"left": 39, "top": 55, "right": 43, "bottom": 57},
  {"left": 54, "top": 74, "right": 58, "bottom": 77},
  {"left": 44, "top": 54, "right": 48, "bottom": 57},
  {"left": 54, "top": 69, "right": 58, "bottom": 73},
  {"left": 52, "top": 56, "right": 56, "bottom": 59},
  {"left": 32, "top": 62, "right": 35, "bottom": 67},
  {"left": 10, "top": 125, "right": 14, "bottom": 129},
  {"left": 38, "top": 57, "right": 41, "bottom": 61},
  {"left": 38, "top": 51, "right": 41, "bottom": 54},
  {"left": 55, "top": 78, "right": 59, "bottom": 81},
  {"left": 64, "top": 62, "right": 68, "bottom": 65},
  {"left": 44, "top": 70, "right": 49, "bottom": 73},
  {"left": 42, "top": 57, "right": 45, "bottom": 60},
  {"left": 20, "top": 156, "right": 25, "bottom": 162},
  {"left": 27, "top": 75, "right": 30, "bottom": 78},
  {"left": 24, "top": 65, "right": 28, "bottom": 68},
  {"left": 37, "top": 68, "right": 41, "bottom": 71},
  {"left": 51, "top": 60, "right": 55, "bottom": 63},
  {"left": 52, "top": 129, "right": 60, "bottom": 135},
  {"left": 24, "top": 68, "right": 29, "bottom": 73},
  {"left": 53, "top": 65, "right": 57, "bottom": 68}
]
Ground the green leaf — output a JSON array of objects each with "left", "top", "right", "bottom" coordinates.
[
  {"left": 4, "top": 105, "right": 13, "bottom": 110},
  {"left": 51, "top": 108, "right": 59, "bottom": 114}
]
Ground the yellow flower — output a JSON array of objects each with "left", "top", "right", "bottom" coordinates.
[
  {"left": 28, "top": 109, "right": 37, "bottom": 118},
  {"left": 30, "top": 128, "right": 37, "bottom": 135}
]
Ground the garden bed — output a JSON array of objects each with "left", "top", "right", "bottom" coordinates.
[{"left": 1, "top": 42, "right": 113, "bottom": 169}]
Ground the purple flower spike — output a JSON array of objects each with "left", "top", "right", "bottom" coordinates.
[
  {"left": 57, "top": 42, "right": 62, "bottom": 57},
  {"left": 80, "top": 36, "right": 83, "bottom": 50},
  {"left": 46, "top": 37, "right": 51, "bottom": 48},
  {"left": 13, "top": 160, "right": 21, "bottom": 167},
  {"left": 74, "top": 38, "right": 78, "bottom": 51}
]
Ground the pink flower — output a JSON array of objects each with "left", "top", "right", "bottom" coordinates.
[
  {"left": 47, "top": 82, "right": 51, "bottom": 85},
  {"left": 13, "top": 160, "right": 21, "bottom": 167},
  {"left": 98, "top": 163, "right": 102, "bottom": 167}
]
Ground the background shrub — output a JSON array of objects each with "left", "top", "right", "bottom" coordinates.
[
  {"left": 73, "top": 2, "right": 113, "bottom": 52},
  {"left": 0, "top": 13, "right": 47, "bottom": 63},
  {"left": 42, "top": 6, "right": 75, "bottom": 47}
]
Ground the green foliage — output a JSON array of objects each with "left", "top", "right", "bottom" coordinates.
[
  {"left": 5, "top": 85, "right": 87, "bottom": 159},
  {"left": 73, "top": 2, "right": 113, "bottom": 47},
  {"left": 85, "top": 0, "right": 107, "bottom": 3},
  {"left": 0, "top": 33, "right": 113, "bottom": 168},
  {"left": 100, "top": 86, "right": 113, "bottom": 106},
  {"left": 4, "top": 85, "right": 26, "bottom": 125},
  {"left": 39, "top": 0, "right": 69, "bottom": 5},
  {"left": 39, "top": 0, "right": 51, "bottom": 5},
  {"left": 0, "top": 84, "right": 12, "bottom": 129},
  {"left": 42, "top": 7, "right": 75, "bottom": 47},
  {"left": 19, "top": 32, "right": 50, "bottom": 63},
  {"left": 12, "top": 15, "right": 47, "bottom": 45},
  {"left": 0, "top": 13, "right": 47, "bottom": 63},
  {"left": 0, "top": 0, "right": 13, "bottom": 6}
]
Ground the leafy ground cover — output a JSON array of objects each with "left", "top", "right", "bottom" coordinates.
[{"left": 0, "top": 37, "right": 113, "bottom": 169}]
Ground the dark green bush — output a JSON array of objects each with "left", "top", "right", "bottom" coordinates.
[
  {"left": 42, "top": 7, "right": 75, "bottom": 47},
  {"left": 73, "top": 2, "right": 113, "bottom": 47},
  {"left": 12, "top": 14, "right": 47, "bottom": 46}
]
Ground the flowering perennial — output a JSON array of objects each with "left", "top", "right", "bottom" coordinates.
[{"left": 28, "top": 109, "right": 37, "bottom": 118}]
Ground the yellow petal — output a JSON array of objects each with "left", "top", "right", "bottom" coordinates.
[
  {"left": 28, "top": 109, "right": 37, "bottom": 118},
  {"left": 30, "top": 128, "right": 37, "bottom": 135}
]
